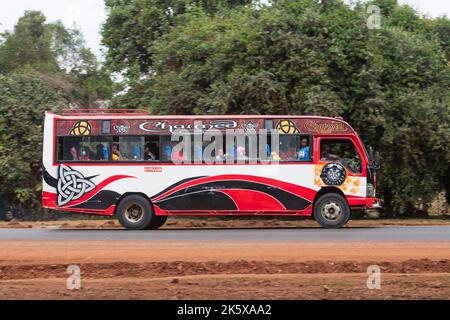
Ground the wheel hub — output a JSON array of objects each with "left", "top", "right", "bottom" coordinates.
[
  {"left": 124, "top": 204, "right": 144, "bottom": 223},
  {"left": 321, "top": 202, "right": 342, "bottom": 221}
]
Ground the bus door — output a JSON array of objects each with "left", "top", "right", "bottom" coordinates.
[{"left": 315, "top": 137, "right": 366, "bottom": 197}]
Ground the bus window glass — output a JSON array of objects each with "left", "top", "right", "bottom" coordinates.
[
  {"left": 58, "top": 136, "right": 81, "bottom": 161},
  {"left": 144, "top": 136, "right": 160, "bottom": 161},
  {"left": 225, "top": 141, "right": 236, "bottom": 162},
  {"left": 59, "top": 136, "right": 110, "bottom": 161},
  {"left": 278, "top": 135, "right": 311, "bottom": 161},
  {"left": 191, "top": 135, "right": 204, "bottom": 163},
  {"left": 320, "top": 139, "right": 362, "bottom": 174},
  {"left": 279, "top": 136, "right": 298, "bottom": 160},
  {"left": 234, "top": 134, "right": 257, "bottom": 163},
  {"left": 161, "top": 136, "right": 173, "bottom": 161},
  {"left": 258, "top": 134, "right": 272, "bottom": 162},
  {"left": 214, "top": 136, "right": 226, "bottom": 162},
  {"left": 118, "top": 136, "right": 144, "bottom": 161}
]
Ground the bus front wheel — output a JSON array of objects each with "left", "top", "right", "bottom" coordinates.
[
  {"left": 117, "top": 195, "right": 158, "bottom": 230},
  {"left": 313, "top": 193, "right": 350, "bottom": 229}
]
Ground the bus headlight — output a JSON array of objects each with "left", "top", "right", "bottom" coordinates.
[{"left": 366, "top": 183, "right": 375, "bottom": 198}]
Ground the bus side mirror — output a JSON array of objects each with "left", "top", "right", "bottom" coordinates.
[
  {"left": 374, "top": 151, "right": 380, "bottom": 169},
  {"left": 368, "top": 146, "right": 374, "bottom": 161}
]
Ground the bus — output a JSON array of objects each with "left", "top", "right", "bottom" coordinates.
[{"left": 42, "top": 109, "right": 381, "bottom": 230}]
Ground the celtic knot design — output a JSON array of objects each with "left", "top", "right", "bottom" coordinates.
[
  {"left": 276, "top": 120, "right": 299, "bottom": 134},
  {"left": 57, "top": 165, "right": 95, "bottom": 206}
]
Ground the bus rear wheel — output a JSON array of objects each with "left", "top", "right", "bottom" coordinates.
[
  {"left": 313, "top": 193, "right": 350, "bottom": 229},
  {"left": 117, "top": 195, "right": 156, "bottom": 230}
]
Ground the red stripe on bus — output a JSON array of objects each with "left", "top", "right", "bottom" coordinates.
[
  {"left": 217, "top": 189, "right": 286, "bottom": 211},
  {"left": 152, "top": 174, "right": 317, "bottom": 202}
]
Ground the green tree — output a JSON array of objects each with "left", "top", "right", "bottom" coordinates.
[
  {"left": 0, "top": 11, "right": 57, "bottom": 73},
  {"left": 0, "top": 70, "right": 65, "bottom": 211},
  {"left": 0, "top": 10, "right": 113, "bottom": 106},
  {"left": 102, "top": 0, "right": 252, "bottom": 77},
  {"left": 430, "top": 17, "right": 450, "bottom": 60}
]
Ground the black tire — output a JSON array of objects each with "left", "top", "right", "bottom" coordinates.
[
  {"left": 313, "top": 193, "right": 350, "bottom": 229},
  {"left": 146, "top": 215, "right": 168, "bottom": 230},
  {"left": 116, "top": 195, "right": 154, "bottom": 230}
]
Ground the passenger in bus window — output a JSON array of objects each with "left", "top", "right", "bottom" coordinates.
[
  {"left": 103, "top": 144, "right": 109, "bottom": 160},
  {"left": 112, "top": 144, "right": 122, "bottom": 161},
  {"left": 77, "top": 144, "right": 83, "bottom": 159},
  {"left": 236, "top": 146, "right": 247, "bottom": 161},
  {"left": 172, "top": 149, "right": 184, "bottom": 162},
  {"left": 94, "top": 144, "right": 105, "bottom": 160},
  {"left": 226, "top": 145, "right": 236, "bottom": 161},
  {"left": 144, "top": 144, "right": 157, "bottom": 161},
  {"left": 321, "top": 144, "right": 339, "bottom": 161},
  {"left": 133, "top": 143, "right": 142, "bottom": 160},
  {"left": 297, "top": 138, "right": 310, "bottom": 160},
  {"left": 270, "top": 151, "right": 280, "bottom": 161},
  {"left": 279, "top": 139, "right": 296, "bottom": 160},
  {"left": 78, "top": 145, "right": 90, "bottom": 161},
  {"left": 89, "top": 146, "right": 95, "bottom": 160},
  {"left": 70, "top": 146, "right": 78, "bottom": 160},
  {"left": 164, "top": 143, "right": 172, "bottom": 160}
]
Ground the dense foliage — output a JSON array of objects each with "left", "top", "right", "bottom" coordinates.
[
  {"left": 102, "top": 0, "right": 450, "bottom": 215},
  {"left": 0, "top": 71, "right": 64, "bottom": 211},
  {"left": 0, "top": 11, "right": 113, "bottom": 213}
]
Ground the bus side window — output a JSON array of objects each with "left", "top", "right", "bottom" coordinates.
[
  {"left": 58, "top": 136, "right": 81, "bottom": 161},
  {"left": 225, "top": 139, "right": 236, "bottom": 163},
  {"left": 58, "top": 136, "right": 111, "bottom": 162},
  {"left": 214, "top": 136, "right": 226, "bottom": 162},
  {"left": 144, "top": 136, "right": 160, "bottom": 161},
  {"left": 191, "top": 135, "right": 204, "bottom": 163},
  {"left": 117, "top": 136, "right": 144, "bottom": 161},
  {"left": 278, "top": 135, "right": 311, "bottom": 161},
  {"left": 279, "top": 135, "right": 297, "bottom": 161},
  {"left": 161, "top": 136, "right": 173, "bottom": 161}
]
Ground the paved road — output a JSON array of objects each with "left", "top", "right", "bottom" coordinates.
[{"left": 0, "top": 226, "right": 449, "bottom": 241}]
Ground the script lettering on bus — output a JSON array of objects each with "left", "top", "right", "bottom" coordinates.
[
  {"left": 139, "top": 120, "right": 238, "bottom": 133},
  {"left": 303, "top": 120, "right": 348, "bottom": 134}
]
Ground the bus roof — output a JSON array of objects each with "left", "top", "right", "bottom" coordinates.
[{"left": 48, "top": 110, "right": 348, "bottom": 122}]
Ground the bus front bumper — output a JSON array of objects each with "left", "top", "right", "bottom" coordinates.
[{"left": 366, "top": 197, "right": 382, "bottom": 209}]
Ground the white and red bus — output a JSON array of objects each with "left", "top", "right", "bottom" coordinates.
[{"left": 42, "top": 109, "right": 381, "bottom": 229}]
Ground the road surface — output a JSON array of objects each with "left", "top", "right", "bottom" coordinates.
[
  {"left": 1, "top": 225, "right": 450, "bottom": 299},
  {"left": 0, "top": 226, "right": 449, "bottom": 241}
]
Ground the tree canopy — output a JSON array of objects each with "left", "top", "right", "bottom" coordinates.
[{"left": 0, "top": 10, "right": 113, "bottom": 106}]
